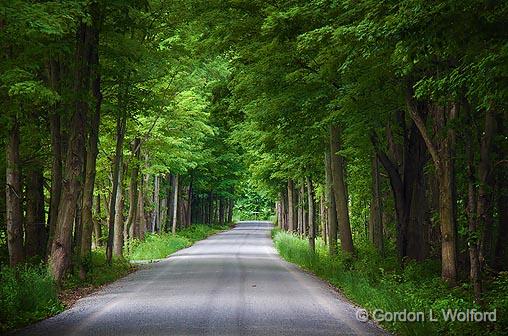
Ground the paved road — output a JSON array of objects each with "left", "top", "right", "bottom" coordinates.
[{"left": 16, "top": 221, "right": 387, "bottom": 336}]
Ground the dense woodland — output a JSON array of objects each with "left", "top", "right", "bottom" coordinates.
[{"left": 0, "top": 0, "right": 507, "bottom": 333}]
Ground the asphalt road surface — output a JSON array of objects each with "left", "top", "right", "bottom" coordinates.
[{"left": 15, "top": 221, "right": 388, "bottom": 336}]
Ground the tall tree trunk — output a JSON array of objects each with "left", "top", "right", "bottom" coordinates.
[
  {"left": 47, "top": 77, "right": 62, "bottom": 256},
  {"left": 306, "top": 177, "right": 315, "bottom": 252},
  {"left": 287, "top": 179, "right": 295, "bottom": 232},
  {"left": 329, "top": 124, "right": 354, "bottom": 255},
  {"left": 167, "top": 174, "right": 175, "bottom": 228},
  {"left": 137, "top": 179, "right": 146, "bottom": 239},
  {"left": 49, "top": 21, "right": 90, "bottom": 282},
  {"left": 79, "top": 18, "right": 101, "bottom": 276},
  {"left": 112, "top": 166, "right": 125, "bottom": 257},
  {"left": 106, "top": 113, "right": 126, "bottom": 264},
  {"left": 151, "top": 175, "right": 159, "bottom": 232},
  {"left": 466, "top": 135, "right": 482, "bottom": 299},
  {"left": 478, "top": 109, "right": 497, "bottom": 268},
  {"left": 369, "top": 155, "right": 383, "bottom": 252},
  {"left": 407, "top": 94, "right": 458, "bottom": 284},
  {"left": 320, "top": 193, "right": 327, "bottom": 245},
  {"left": 219, "top": 196, "right": 225, "bottom": 224},
  {"left": 171, "top": 174, "right": 179, "bottom": 234},
  {"left": 126, "top": 138, "right": 140, "bottom": 240},
  {"left": 325, "top": 152, "right": 338, "bottom": 255},
  {"left": 93, "top": 194, "right": 102, "bottom": 248},
  {"left": 25, "top": 163, "right": 46, "bottom": 260},
  {"left": 6, "top": 117, "right": 24, "bottom": 266},
  {"left": 186, "top": 182, "right": 193, "bottom": 226},
  {"left": 281, "top": 191, "right": 287, "bottom": 230},
  {"left": 495, "top": 161, "right": 508, "bottom": 271},
  {"left": 297, "top": 186, "right": 303, "bottom": 234}
]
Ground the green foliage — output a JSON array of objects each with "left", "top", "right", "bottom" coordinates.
[
  {"left": 0, "top": 264, "right": 63, "bottom": 333},
  {"left": 274, "top": 231, "right": 507, "bottom": 336}
]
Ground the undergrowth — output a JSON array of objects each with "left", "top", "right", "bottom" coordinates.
[
  {"left": 273, "top": 230, "right": 507, "bottom": 336},
  {"left": 0, "top": 264, "right": 63, "bottom": 332}
]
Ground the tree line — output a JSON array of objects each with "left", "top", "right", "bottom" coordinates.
[
  {"left": 197, "top": 0, "right": 507, "bottom": 300},
  {"left": 0, "top": 1, "right": 242, "bottom": 284}
]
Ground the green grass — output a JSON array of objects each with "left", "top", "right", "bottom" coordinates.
[
  {"left": 126, "top": 223, "right": 230, "bottom": 261},
  {"left": 273, "top": 230, "right": 508, "bottom": 336},
  {"left": 64, "top": 249, "right": 133, "bottom": 289},
  {"left": 0, "top": 264, "right": 63, "bottom": 332}
]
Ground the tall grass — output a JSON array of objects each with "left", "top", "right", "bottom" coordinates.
[
  {"left": 0, "top": 264, "right": 63, "bottom": 332},
  {"left": 273, "top": 230, "right": 507, "bottom": 336}
]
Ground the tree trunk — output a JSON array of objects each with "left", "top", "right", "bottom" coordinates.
[
  {"left": 329, "top": 124, "right": 354, "bottom": 255},
  {"left": 478, "top": 109, "right": 496, "bottom": 268},
  {"left": 287, "top": 179, "right": 295, "bottom": 232},
  {"left": 46, "top": 57, "right": 62, "bottom": 256},
  {"left": 466, "top": 136, "right": 482, "bottom": 299},
  {"left": 325, "top": 152, "right": 338, "bottom": 255},
  {"left": 106, "top": 113, "right": 127, "bottom": 263},
  {"left": 79, "top": 19, "right": 101, "bottom": 276},
  {"left": 187, "top": 181, "right": 193, "bottom": 226},
  {"left": 369, "top": 155, "right": 383, "bottom": 252},
  {"left": 93, "top": 194, "right": 102, "bottom": 248},
  {"left": 113, "top": 166, "right": 125, "bottom": 257},
  {"left": 126, "top": 138, "right": 141, "bottom": 240},
  {"left": 49, "top": 21, "right": 90, "bottom": 282},
  {"left": 320, "top": 193, "right": 327, "bottom": 245},
  {"left": 281, "top": 191, "right": 287, "bottom": 230},
  {"left": 47, "top": 111, "right": 62, "bottom": 255},
  {"left": 306, "top": 177, "right": 315, "bottom": 252},
  {"left": 6, "top": 117, "right": 24, "bottom": 266},
  {"left": 171, "top": 174, "right": 179, "bottom": 234},
  {"left": 297, "top": 185, "right": 303, "bottom": 234},
  {"left": 495, "top": 161, "right": 508, "bottom": 271},
  {"left": 219, "top": 197, "right": 225, "bottom": 224},
  {"left": 25, "top": 162, "right": 46, "bottom": 260}
]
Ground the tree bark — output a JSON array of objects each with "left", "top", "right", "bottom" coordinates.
[
  {"left": 93, "top": 194, "right": 102, "bottom": 247},
  {"left": 320, "top": 193, "right": 327, "bottom": 245},
  {"left": 106, "top": 112, "right": 126, "bottom": 263},
  {"left": 466, "top": 135, "right": 482, "bottom": 299},
  {"left": 329, "top": 124, "right": 354, "bottom": 255},
  {"left": 47, "top": 75, "right": 62, "bottom": 256},
  {"left": 112, "top": 165, "right": 125, "bottom": 257},
  {"left": 171, "top": 174, "right": 179, "bottom": 234},
  {"left": 287, "top": 179, "right": 295, "bottom": 232},
  {"left": 6, "top": 117, "right": 24, "bottom": 266},
  {"left": 79, "top": 17, "right": 101, "bottom": 276},
  {"left": 49, "top": 21, "right": 90, "bottom": 282},
  {"left": 369, "top": 155, "right": 383, "bottom": 252},
  {"left": 306, "top": 176, "right": 315, "bottom": 252},
  {"left": 24, "top": 161, "right": 46, "bottom": 260},
  {"left": 325, "top": 152, "right": 338, "bottom": 255},
  {"left": 126, "top": 138, "right": 141, "bottom": 240},
  {"left": 478, "top": 108, "right": 496, "bottom": 268}
]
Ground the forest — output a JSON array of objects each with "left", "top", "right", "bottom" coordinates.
[{"left": 0, "top": 0, "right": 507, "bottom": 335}]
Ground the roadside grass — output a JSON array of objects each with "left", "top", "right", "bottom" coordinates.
[
  {"left": 0, "top": 264, "right": 63, "bottom": 333},
  {"left": 273, "top": 229, "right": 508, "bottom": 336},
  {"left": 1, "top": 223, "right": 231, "bottom": 333},
  {"left": 126, "top": 223, "right": 230, "bottom": 261}
]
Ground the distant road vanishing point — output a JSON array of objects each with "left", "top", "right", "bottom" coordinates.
[{"left": 15, "top": 221, "right": 388, "bottom": 336}]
